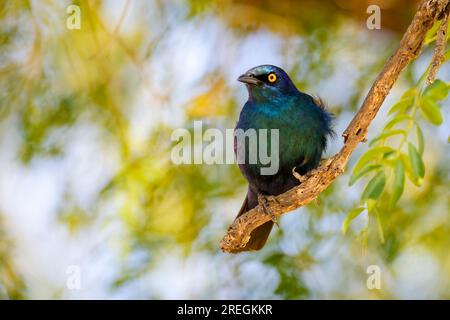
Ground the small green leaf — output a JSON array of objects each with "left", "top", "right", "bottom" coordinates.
[
  {"left": 349, "top": 164, "right": 382, "bottom": 186},
  {"left": 361, "top": 171, "right": 386, "bottom": 201},
  {"left": 383, "top": 150, "right": 396, "bottom": 159},
  {"left": 383, "top": 114, "right": 413, "bottom": 131},
  {"left": 388, "top": 97, "right": 414, "bottom": 115},
  {"left": 424, "top": 79, "right": 449, "bottom": 101},
  {"left": 374, "top": 208, "right": 385, "bottom": 243},
  {"left": 366, "top": 199, "right": 377, "bottom": 212},
  {"left": 445, "top": 50, "right": 450, "bottom": 61},
  {"left": 420, "top": 97, "right": 443, "bottom": 125},
  {"left": 352, "top": 146, "right": 393, "bottom": 176},
  {"left": 359, "top": 226, "right": 369, "bottom": 256},
  {"left": 424, "top": 21, "right": 440, "bottom": 45},
  {"left": 401, "top": 87, "right": 418, "bottom": 99},
  {"left": 415, "top": 125, "right": 424, "bottom": 155},
  {"left": 400, "top": 153, "right": 422, "bottom": 186},
  {"left": 369, "top": 130, "right": 405, "bottom": 146},
  {"left": 390, "top": 159, "right": 405, "bottom": 207},
  {"left": 341, "top": 207, "right": 365, "bottom": 235},
  {"left": 408, "top": 142, "right": 425, "bottom": 179}
]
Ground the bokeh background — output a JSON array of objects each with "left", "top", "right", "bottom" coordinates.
[{"left": 0, "top": 0, "right": 449, "bottom": 299}]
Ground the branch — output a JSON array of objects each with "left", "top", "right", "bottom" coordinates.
[
  {"left": 427, "top": 2, "right": 450, "bottom": 84},
  {"left": 220, "top": 0, "right": 450, "bottom": 253}
]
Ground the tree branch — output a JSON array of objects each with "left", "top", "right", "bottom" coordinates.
[
  {"left": 220, "top": 0, "right": 450, "bottom": 253},
  {"left": 427, "top": 2, "right": 450, "bottom": 84}
]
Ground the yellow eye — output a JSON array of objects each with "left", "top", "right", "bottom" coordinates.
[{"left": 268, "top": 73, "right": 277, "bottom": 83}]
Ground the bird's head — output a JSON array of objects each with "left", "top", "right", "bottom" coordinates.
[{"left": 238, "top": 65, "right": 298, "bottom": 102}]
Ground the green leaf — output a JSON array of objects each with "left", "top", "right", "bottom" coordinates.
[
  {"left": 383, "top": 114, "right": 413, "bottom": 131},
  {"left": 366, "top": 199, "right": 377, "bottom": 212},
  {"left": 390, "top": 159, "right": 405, "bottom": 207},
  {"left": 374, "top": 208, "right": 385, "bottom": 243},
  {"left": 361, "top": 227, "right": 368, "bottom": 255},
  {"left": 420, "top": 97, "right": 443, "bottom": 125},
  {"left": 369, "top": 130, "right": 405, "bottom": 146},
  {"left": 423, "top": 79, "right": 449, "bottom": 101},
  {"left": 445, "top": 50, "right": 450, "bottom": 61},
  {"left": 349, "top": 164, "right": 382, "bottom": 186},
  {"left": 388, "top": 97, "right": 414, "bottom": 115},
  {"left": 401, "top": 87, "right": 418, "bottom": 99},
  {"left": 361, "top": 171, "right": 386, "bottom": 201},
  {"left": 400, "top": 153, "right": 422, "bottom": 186},
  {"left": 415, "top": 125, "right": 424, "bottom": 155},
  {"left": 424, "top": 21, "right": 440, "bottom": 45},
  {"left": 408, "top": 142, "right": 425, "bottom": 180},
  {"left": 341, "top": 207, "right": 365, "bottom": 235},
  {"left": 352, "top": 146, "right": 393, "bottom": 176}
]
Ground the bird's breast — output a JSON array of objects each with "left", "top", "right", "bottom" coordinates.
[{"left": 235, "top": 100, "right": 325, "bottom": 195}]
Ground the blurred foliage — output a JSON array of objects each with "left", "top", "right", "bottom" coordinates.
[
  {"left": 0, "top": 0, "right": 449, "bottom": 299},
  {"left": 0, "top": 216, "right": 26, "bottom": 299},
  {"left": 343, "top": 21, "right": 450, "bottom": 253}
]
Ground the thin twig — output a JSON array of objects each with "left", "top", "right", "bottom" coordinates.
[{"left": 427, "top": 5, "right": 450, "bottom": 84}]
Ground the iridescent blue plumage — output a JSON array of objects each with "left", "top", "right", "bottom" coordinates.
[{"left": 234, "top": 65, "right": 333, "bottom": 252}]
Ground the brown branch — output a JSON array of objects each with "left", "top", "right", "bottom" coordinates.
[
  {"left": 427, "top": 2, "right": 450, "bottom": 84},
  {"left": 220, "top": 0, "right": 450, "bottom": 253}
]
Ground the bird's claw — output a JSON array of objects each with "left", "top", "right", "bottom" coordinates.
[
  {"left": 258, "top": 194, "right": 280, "bottom": 227},
  {"left": 292, "top": 166, "right": 307, "bottom": 183},
  {"left": 320, "top": 157, "right": 334, "bottom": 167}
]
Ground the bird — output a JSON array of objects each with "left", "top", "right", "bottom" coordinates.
[{"left": 233, "top": 64, "right": 334, "bottom": 252}]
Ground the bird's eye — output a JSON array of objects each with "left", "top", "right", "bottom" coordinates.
[{"left": 267, "top": 73, "right": 277, "bottom": 83}]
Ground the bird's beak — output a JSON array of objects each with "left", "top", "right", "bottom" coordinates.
[{"left": 237, "top": 73, "right": 262, "bottom": 85}]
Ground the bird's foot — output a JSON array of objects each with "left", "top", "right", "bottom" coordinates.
[
  {"left": 320, "top": 157, "right": 335, "bottom": 168},
  {"left": 257, "top": 194, "right": 280, "bottom": 227},
  {"left": 292, "top": 166, "right": 307, "bottom": 183}
]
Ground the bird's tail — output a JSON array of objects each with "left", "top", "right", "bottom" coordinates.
[{"left": 231, "top": 192, "right": 274, "bottom": 253}]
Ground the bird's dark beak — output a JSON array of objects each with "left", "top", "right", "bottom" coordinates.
[{"left": 237, "top": 73, "right": 262, "bottom": 85}]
